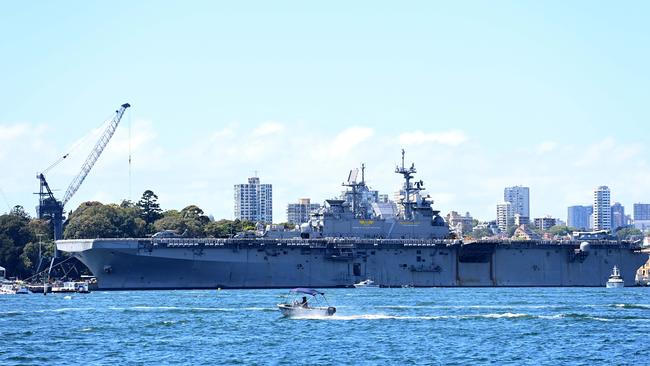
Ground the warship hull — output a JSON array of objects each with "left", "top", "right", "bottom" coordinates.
[{"left": 57, "top": 238, "right": 648, "bottom": 289}]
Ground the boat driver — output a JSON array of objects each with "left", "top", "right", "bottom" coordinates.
[{"left": 300, "top": 296, "right": 309, "bottom": 308}]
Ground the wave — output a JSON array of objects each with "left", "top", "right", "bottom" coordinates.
[
  {"left": 376, "top": 305, "right": 558, "bottom": 310},
  {"left": 1, "top": 306, "right": 278, "bottom": 317},
  {"left": 612, "top": 304, "right": 650, "bottom": 310},
  {"left": 145, "top": 319, "right": 190, "bottom": 327},
  {"left": 109, "top": 306, "right": 277, "bottom": 313},
  {"left": 290, "top": 312, "right": 532, "bottom": 321}
]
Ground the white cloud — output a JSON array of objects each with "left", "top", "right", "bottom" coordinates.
[
  {"left": 2, "top": 118, "right": 648, "bottom": 225},
  {"left": 575, "top": 137, "right": 642, "bottom": 167},
  {"left": 0, "top": 124, "right": 30, "bottom": 140},
  {"left": 210, "top": 126, "right": 236, "bottom": 140},
  {"left": 536, "top": 141, "right": 558, "bottom": 153},
  {"left": 329, "top": 127, "right": 374, "bottom": 157},
  {"left": 398, "top": 130, "right": 468, "bottom": 146},
  {"left": 253, "top": 121, "right": 285, "bottom": 136}
]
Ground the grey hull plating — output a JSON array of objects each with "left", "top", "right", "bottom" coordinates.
[{"left": 57, "top": 238, "right": 647, "bottom": 289}]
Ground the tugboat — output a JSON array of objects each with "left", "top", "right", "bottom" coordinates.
[{"left": 606, "top": 266, "right": 625, "bottom": 288}]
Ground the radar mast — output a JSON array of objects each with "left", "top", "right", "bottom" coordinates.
[{"left": 395, "top": 149, "right": 424, "bottom": 220}]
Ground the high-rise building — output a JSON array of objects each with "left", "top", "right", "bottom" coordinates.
[
  {"left": 496, "top": 202, "right": 514, "bottom": 232},
  {"left": 593, "top": 186, "right": 611, "bottom": 231},
  {"left": 567, "top": 205, "right": 593, "bottom": 230},
  {"left": 610, "top": 202, "right": 626, "bottom": 231},
  {"left": 234, "top": 177, "right": 273, "bottom": 223},
  {"left": 287, "top": 198, "right": 321, "bottom": 225},
  {"left": 633, "top": 203, "right": 650, "bottom": 221},
  {"left": 504, "top": 186, "right": 530, "bottom": 218},
  {"left": 633, "top": 203, "right": 650, "bottom": 232},
  {"left": 534, "top": 216, "right": 557, "bottom": 231}
]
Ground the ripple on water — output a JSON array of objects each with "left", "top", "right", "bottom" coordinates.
[{"left": 2, "top": 288, "right": 650, "bottom": 365}]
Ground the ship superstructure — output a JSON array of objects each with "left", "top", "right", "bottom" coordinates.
[{"left": 295, "top": 150, "right": 448, "bottom": 240}]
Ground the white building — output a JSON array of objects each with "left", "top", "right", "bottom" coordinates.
[
  {"left": 234, "top": 177, "right": 273, "bottom": 223},
  {"left": 534, "top": 216, "right": 557, "bottom": 231},
  {"left": 504, "top": 186, "right": 530, "bottom": 218},
  {"left": 446, "top": 211, "right": 474, "bottom": 236},
  {"left": 592, "top": 186, "right": 611, "bottom": 231},
  {"left": 287, "top": 198, "right": 320, "bottom": 225},
  {"left": 496, "top": 202, "right": 514, "bottom": 232}
]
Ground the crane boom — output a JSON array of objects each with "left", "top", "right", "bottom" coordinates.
[{"left": 61, "top": 103, "right": 130, "bottom": 205}]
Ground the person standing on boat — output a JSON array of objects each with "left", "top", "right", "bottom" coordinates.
[{"left": 299, "top": 296, "right": 309, "bottom": 308}]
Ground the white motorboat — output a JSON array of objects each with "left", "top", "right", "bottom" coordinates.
[
  {"left": 606, "top": 266, "right": 624, "bottom": 288},
  {"left": 277, "top": 288, "right": 336, "bottom": 317},
  {"left": 52, "top": 281, "right": 91, "bottom": 293},
  {"left": 15, "top": 286, "right": 31, "bottom": 294},
  {"left": 0, "top": 284, "right": 16, "bottom": 295},
  {"left": 353, "top": 279, "right": 379, "bottom": 288},
  {"left": 0, "top": 283, "right": 31, "bottom": 295}
]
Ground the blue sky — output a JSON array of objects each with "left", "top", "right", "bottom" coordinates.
[{"left": 1, "top": 1, "right": 648, "bottom": 222}]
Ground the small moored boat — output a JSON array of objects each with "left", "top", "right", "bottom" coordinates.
[
  {"left": 606, "top": 266, "right": 624, "bottom": 288},
  {"left": 0, "top": 283, "right": 31, "bottom": 295},
  {"left": 353, "top": 279, "right": 379, "bottom": 288},
  {"left": 277, "top": 288, "right": 336, "bottom": 317}
]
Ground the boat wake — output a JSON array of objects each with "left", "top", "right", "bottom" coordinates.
[
  {"left": 377, "top": 304, "right": 562, "bottom": 310},
  {"left": 611, "top": 303, "right": 650, "bottom": 310},
  {"left": 288, "top": 311, "right": 650, "bottom": 322},
  {"left": 288, "top": 312, "right": 532, "bottom": 321}
]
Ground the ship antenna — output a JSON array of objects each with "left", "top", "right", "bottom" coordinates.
[
  {"left": 395, "top": 149, "right": 418, "bottom": 220},
  {"left": 361, "top": 163, "right": 365, "bottom": 184}
]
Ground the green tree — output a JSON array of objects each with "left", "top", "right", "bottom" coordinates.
[
  {"left": 548, "top": 225, "right": 576, "bottom": 237},
  {"left": 10, "top": 205, "right": 30, "bottom": 220},
  {"left": 203, "top": 219, "right": 257, "bottom": 238},
  {"left": 470, "top": 227, "right": 492, "bottom": 240},
  {"left": 137, "top": 190, "right": 163, "bottom": 226},
  {"left": 0, "top": 209, "right": 36, "bottom": 277},
  {"left": 64, "top": 202, "right": 146, "bottom": 239},
  {"left": 20, "top": 240, "right": 56, "bottom": 273},
  {"left": 615, "top": 226, "right": 642, "bottom": 240},
  {"left": 278, "top": 222, "right": 295, "bottom": 230},
  {"left": 204, "top": 219, "right": 235, "bottom": 238},
  {"left": 152, "top": 205, "right": 212, "bottom": 237}
]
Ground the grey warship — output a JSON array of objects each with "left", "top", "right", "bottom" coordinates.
[{"left": 57, "top": 151, "right": 648, "bottom": 289}]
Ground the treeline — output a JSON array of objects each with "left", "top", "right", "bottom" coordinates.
[
  {"left": 0, "top": 206, "right": 55, "bottom": 279},
  {"left": 0, "top": 190, "right": 256, "bottom": 278},
  {"left": 64, "top": 190, "right": 257, "bottom": 239}
]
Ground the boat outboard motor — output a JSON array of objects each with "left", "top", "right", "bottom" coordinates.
[{"left": 327, "top": 306, "right": 336, "bottom": 315}]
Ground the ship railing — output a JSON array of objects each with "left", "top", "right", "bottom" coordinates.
[
  {"left": 147, "top": 237, "right": 460, "bottom": 248},
  {"left": 469, "top": 238, "right": 638, "bottom": 248},
  {"left": 142, "top": 236, "right": 639, "bottom": 249}
]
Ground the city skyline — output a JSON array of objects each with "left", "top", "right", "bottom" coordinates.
[{"left": 1, "top": 2, "right": 649, "bottom": 222}]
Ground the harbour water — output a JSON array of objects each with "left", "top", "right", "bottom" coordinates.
[{"left": 2, "top": 288, "right": 649, "bottom": 365}]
